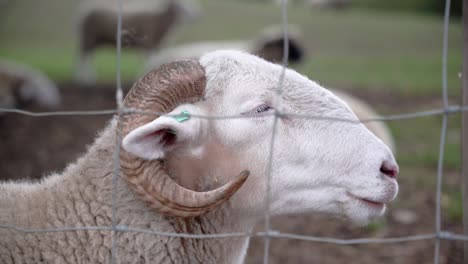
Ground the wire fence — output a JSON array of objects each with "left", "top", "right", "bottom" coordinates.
[{"left": 1, "top": 0, "right": 468, "bottom": 263}]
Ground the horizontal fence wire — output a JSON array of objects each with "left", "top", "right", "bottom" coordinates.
[
  {"left": 0, "top": 0, "right": 462, "bottom": 263},
  {"left": 1, "top": 105, "right": 467, "bottom": 120},
  {"left": 2, "top": 222, "right": 468, "bottom": 244}
]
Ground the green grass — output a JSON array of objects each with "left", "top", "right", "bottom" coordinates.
[
  {"left": 300, "top": 51, "right": 462, "bottom": 96},
  {"left": 390, "top": 113, "right": 461, "bottom": 169},
  {"left": 365, "top": 219, "right": 387, "bottom": 234},
  {"left": 389, "top": 112, "right": 462, "bottom": 224},
  {"left": 445, "top": 189, "right": 463, "bottom": 223},
  {"left": 0, "top": 47, "right": 143, "bottom": 83}
]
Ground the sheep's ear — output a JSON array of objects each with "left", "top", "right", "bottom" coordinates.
[{"left": 122, "top": 108, "right": 202, "bottom": 160}]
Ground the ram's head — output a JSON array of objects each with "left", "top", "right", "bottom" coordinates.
[{"left": 120, "top": 50, "right": 398, "bottom": 225}]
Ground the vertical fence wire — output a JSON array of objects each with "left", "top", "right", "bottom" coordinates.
[
  {"left": 434, "top": 115, "right": 449, "bottom": 264},
  {"left": 434, "top": 0, "right": 451, "bottom": 263},
  {"left": 262, "top": 112, "right": 279, "bottom": 264},
  {"left": 111, "top": 0, "right": 124, "bottom": 262},
  {"left": 263, "top": 1, "right": 289, "bottom": 263},
  {"left": 463, "top": 1, "right": 468, "bottom": 262}
]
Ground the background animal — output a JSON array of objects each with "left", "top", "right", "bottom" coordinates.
[
  {"left": 75, "top": 0, "right": 201, "bottom": 85},
  {"left": 144, "top": 25, "right": 304, "bottom": 72},
  {"left": 0, "top": 60, "right": 60, "bottom": 110}
]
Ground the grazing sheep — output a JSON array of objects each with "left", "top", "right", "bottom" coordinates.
[
  {"left": 0, "top": 50, "right": 398, "bottom": 263},
  {"left": 75, "top": 0, "right": 201, "bottom": 85},
  {"left": 144, "top": 25, "right": 304, "bottom": 72},
  {"left": 0, "top": 60, "right": 60, "bottom": 110}
]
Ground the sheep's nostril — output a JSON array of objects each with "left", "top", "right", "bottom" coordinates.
[{"left": 380, "top": 161, "right": 398, "bottom": 179}]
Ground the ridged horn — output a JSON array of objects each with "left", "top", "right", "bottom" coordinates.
[{"left": 120, "top": 60, "right": 249, "bottom": 217}]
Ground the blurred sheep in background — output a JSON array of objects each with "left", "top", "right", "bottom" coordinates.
[
  {"left": 144, "top": 25, "right": 305, "bottom": 71},
  {"left": 0, "top": 60, "right": 61, "bottom": 111},
  {"left": 75, "top": 0, "right": 201, "bottom": 85}
]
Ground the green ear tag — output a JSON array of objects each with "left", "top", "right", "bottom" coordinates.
[{"left": 174, "top": 110, "right": 191, "bottom": 123}]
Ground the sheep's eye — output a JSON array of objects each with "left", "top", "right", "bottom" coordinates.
[
  {"left": 241, "top": 103, "right": 273, "bottom": 116},
  {"left": 254, "top": 104, "right": 271, "bottom": 114}
]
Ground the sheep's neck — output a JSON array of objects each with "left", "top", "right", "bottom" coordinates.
[
  {"left": 159, "top": 143, "right": 257, "bottom": 262},
  {"left": 162, "top": 211, "right": 253, "bottom": 263}
]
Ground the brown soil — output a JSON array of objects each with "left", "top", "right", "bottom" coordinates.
[{"left": 0, "top": 85, "right": 463, "bottom": 264}]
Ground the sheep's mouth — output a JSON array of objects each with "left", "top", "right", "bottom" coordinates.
[
  {"left": 358, "top": 198, "right": 385, "bottom": 209},
  {"left": 347, "top": 192, "right": 385, "bottom": 209}
]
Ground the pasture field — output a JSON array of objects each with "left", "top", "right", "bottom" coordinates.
[{"left": 0, "top": 0, "right": 464, "bottom": 263}]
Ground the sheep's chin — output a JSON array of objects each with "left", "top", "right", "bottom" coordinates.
[{"left": 344, "top": 201, "right": 387, "bottom": 226}]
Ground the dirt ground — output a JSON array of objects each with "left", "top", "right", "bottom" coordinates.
[{"left": 0, "top": 84, "right": 463, "bottom": 263}]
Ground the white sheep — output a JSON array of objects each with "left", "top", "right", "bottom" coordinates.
[
  {"left": 144, "top": 25, "right": 305, "bottom": 72},
  {"left": 0, "top": 60, "right": 60, "bottom": 110},
  {"left": 144, "top": 36, "right": 395, "bottom": 151},
  {"left": 0, "top": 50, "right": 398, "bottom": 263},
  {"left": 75, "top": 0, "right": 201, "bottom": 85}
]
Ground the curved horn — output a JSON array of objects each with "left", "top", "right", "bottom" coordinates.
[{"left": 120, "top": 60, "right": 249, "bottom": 217}]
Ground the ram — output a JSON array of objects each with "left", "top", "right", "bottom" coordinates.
[
  {"left": 144, "top": 36, "right": 394, "bottom": 151},
  {"left": 0, "top": 50, "right": 398, "bottom": 263},
  {"left": 75, "top": 0, "right": 200, "bottom": 85}
]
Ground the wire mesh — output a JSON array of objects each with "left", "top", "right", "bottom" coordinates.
[
  {"left": 111, "top": 0, "right": 124, "bottom": 262},
  {"left": 0, "top": 0, "right": 466, "bottom": 263}
]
